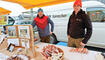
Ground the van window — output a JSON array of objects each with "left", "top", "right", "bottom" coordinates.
[{"left": 86, "top": 7, "right": 105, "bottom": 22}]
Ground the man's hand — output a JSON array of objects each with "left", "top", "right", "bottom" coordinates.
[
  {"left": 34, "top": 38, "right": 38, "bottom": 41},
  {"left": 80, "top": 42, "right": 86, "bottom": 47},
  {"left": 68, "top": 35, "right": 70, "bottom": 38},
  {"left": 50, "top": 32, "right": 53, "bottom": 35}
]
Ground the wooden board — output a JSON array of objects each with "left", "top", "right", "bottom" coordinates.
[
  {"left": 4, "top": 25, "right": 37, "bottom": 58},
  {"left": 5, "top": 25, "right": 35, "bottom": 50}
]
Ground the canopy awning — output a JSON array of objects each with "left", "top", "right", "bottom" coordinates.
[
  {"left": 0, "top": 7, "right": 11, "bottom": 16},
  {"left": 3, "top": 0, "right": 75, "bottom": 9}
]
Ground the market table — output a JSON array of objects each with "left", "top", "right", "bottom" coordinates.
[
  {"left": 0, "top": 40, "right": 104, "bottom": 60},
  {"left": 36, "top": 42, "right": 104, "bottom": 60}
]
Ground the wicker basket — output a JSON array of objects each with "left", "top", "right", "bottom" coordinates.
[
  {"left": 57, "top": 47, "right": 64, "bottom": 60},
  {"left": 41, "top": 46, "right": 64, "bottom": 60}
]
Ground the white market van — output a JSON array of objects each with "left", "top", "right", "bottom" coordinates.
[{"left": 41, "top": 1, "right": 105, "bottom": 48}]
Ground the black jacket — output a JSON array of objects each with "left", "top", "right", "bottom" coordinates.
[{"left": 67, "top": 9, "right": 92, "bottom": 44}]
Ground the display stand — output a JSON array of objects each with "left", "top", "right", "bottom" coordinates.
[{"left": 6, "top": 25, "right": 37, "bottom": 58}]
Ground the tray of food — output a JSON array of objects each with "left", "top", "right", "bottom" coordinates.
[{"left": 7, "top": 54, "right": 30, "bottom": 60}]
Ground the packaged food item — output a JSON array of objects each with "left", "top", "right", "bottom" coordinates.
[
  {"left": 70, "top": 48, "right": 76, "bottom": 52},
  {"left": 70, "top": 48, "right": 88, "bottom": 54},
  {"left": 7, "top": 55, "right": 30, "bottom": 60}
]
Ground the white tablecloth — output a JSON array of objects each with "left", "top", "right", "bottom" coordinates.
[{"left": 36, "top": 43, "right": 104, "bottom": 60}]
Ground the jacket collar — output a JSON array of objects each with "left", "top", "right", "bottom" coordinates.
[
  {"left": 37, "top": 14, "right": 45, "bottom": 19},
  {"left": 72, "top": 9, "right": 85, "bottom": 16}
]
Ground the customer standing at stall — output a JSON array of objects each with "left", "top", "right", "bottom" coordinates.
[
  {"left": 32, "top": 8, "right": 54, "bottom": 43},
  {"left": 67, "top": 0, "right": 92, "bottom": 48}
]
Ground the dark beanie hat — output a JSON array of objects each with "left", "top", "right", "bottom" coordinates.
[{"left": 38, "top": 8, "right": 43, "bottom": 13}]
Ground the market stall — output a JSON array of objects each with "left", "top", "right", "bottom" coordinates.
[{"left": 0, "top": 25, "right": 105, "bottom": 60}]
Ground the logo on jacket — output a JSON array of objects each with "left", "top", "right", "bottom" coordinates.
[{"left": 76, "top": 18, "right": 82, "bottom": 22}]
